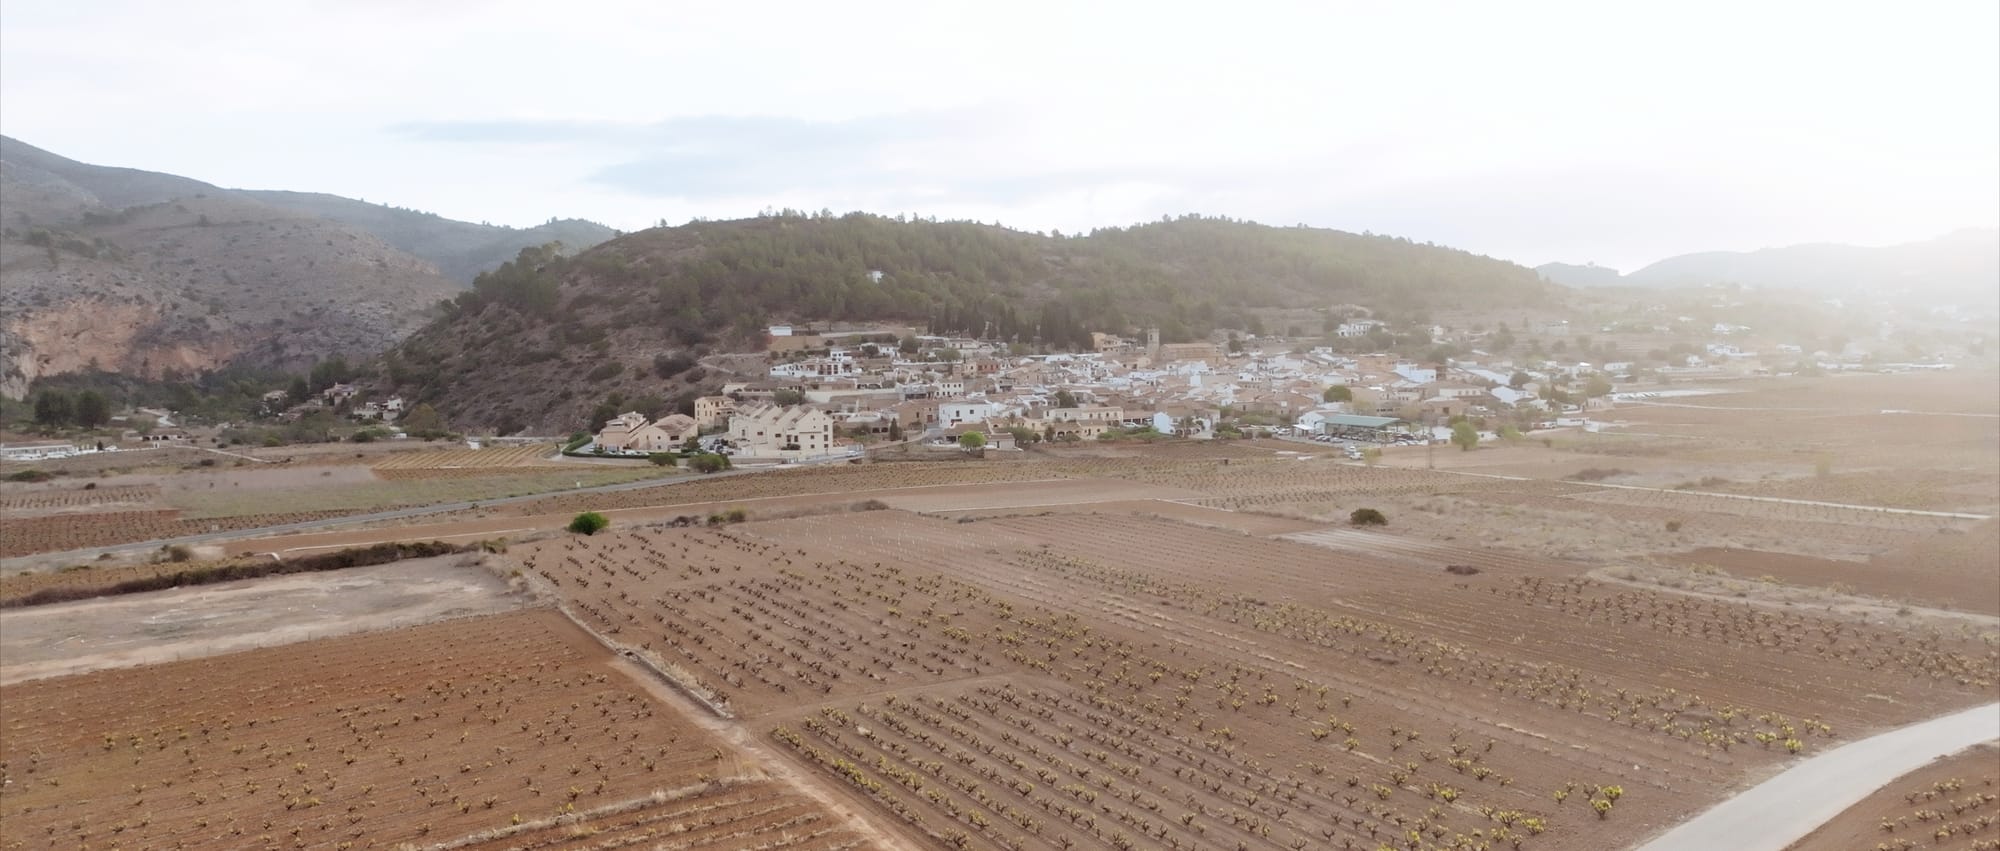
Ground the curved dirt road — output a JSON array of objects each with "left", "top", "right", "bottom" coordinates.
[{"left": 1632, "top": 702, "right": 2000, "bottom": 851}]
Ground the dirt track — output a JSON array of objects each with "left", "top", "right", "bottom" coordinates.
[{"left": 0, "top": 556, "right": 521, "bottom": 684}]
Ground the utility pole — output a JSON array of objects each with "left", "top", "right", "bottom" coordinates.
[{"left": 1425, "top": 411, "right": 1435, "bottom": 470}]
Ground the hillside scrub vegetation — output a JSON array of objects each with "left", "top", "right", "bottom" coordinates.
[{"left": 382, "top": 212, "right": 1557, "bottom": 432}]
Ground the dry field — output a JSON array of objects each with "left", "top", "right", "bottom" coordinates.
[
  {"left": 371, "top": 444, "right": 567, "bottom": 480},
  {"left": 492, "top": 462, "right": 1075, "bottom": 519},
  {"left": 1, "top": 370, "right": 1996, "bottom": 851},
  {"left": 0, "top": 462, "right": 671, "bottom": 559},
  {"left": 507, "top": 509, "right": 1999, "bottom": 851},
  {"left": 0, "top": 509, "right": 346, "bottom": 559},
  {"left": 1785, "top": 742, "right": 2000, "bottom": 850},
  {"left": 0, "top": 608, "right": 868, "bottom": 851},
  {"left": 0, "top": 556, "right": 523, "bottom": 684}
]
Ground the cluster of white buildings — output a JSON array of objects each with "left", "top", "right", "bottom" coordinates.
[{"left": 588, "top": 329, "right": 1607, "bottom": 458}]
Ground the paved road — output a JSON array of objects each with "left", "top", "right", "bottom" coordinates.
[
  {"left": 1632, "top": 702, "right": 2000, "bottom": 851},
  {"left": 0, "top": 453, "right": 863, "bottom": 570}
]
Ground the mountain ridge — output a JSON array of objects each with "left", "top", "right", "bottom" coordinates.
[
  {"left": 0, "top": 137, "right": 618, "bottom": 397},
  {"left": 1538, "top": 231, "right": 1999, "bottom": 302},
  {"left": 378, "top": 211, "right": 1562, "bottom": 433},
  {"left": 0, "top": 136, "right": 619, "bottom": 283}
]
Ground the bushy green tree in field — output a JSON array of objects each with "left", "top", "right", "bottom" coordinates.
[
  {"left": 1451, "top": 420, "right": 1479, "bottom": 452},
  {"left": 1323, "top": 385, "right": 1352, "bottom": 403},
  {"left": 73, "top": 390, "right": 109, "bottom": 428},
  {"left": 958, "top": 431, "right": 986, "bottom": 450},
  {"left": 33, "top": 390, "right": 73, "bottom": 427},
  {"left": 568, "top": 512, "right": 609, "bottom": 535},
  {"left": 401, "top": 404, "right": 447, "bottom": 439}
]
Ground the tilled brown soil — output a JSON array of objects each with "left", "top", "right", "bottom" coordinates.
[
  {"left": 1785, "top": 741, "right": 2000, "bottom": 850},
  {"left": 510, "top": 509, "right": 1997, "bottom": 851}
]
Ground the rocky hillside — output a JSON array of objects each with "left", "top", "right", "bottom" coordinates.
[
  {"left": 380, "top": 212, "right": 1561, "bottom": 433},
  {"left": 2, "top": 137, "right": 618, "bottom": 282},
  {"left": 0, "top": 137, "right": 617, "bottom": 397},
  {"left": 0, "top": 194, "right": 459, "bottom": 396}
]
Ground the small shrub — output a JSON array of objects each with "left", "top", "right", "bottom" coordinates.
[
  {"left": 1564, "top": 467, "right": 1627, "bottom": 482},
  {"left": 850, "top": 499, "right": 891, "bottom": 512},
  {"left": 1443, "top": 565, "right": 1480, "bottom": 576},
  {"left": 567, "top": 512, "right": 609, "bottom": 535},
  {"left": 161, "top": 544, "right": 194, "bottom": 563},
  {"left": 5, "top": 469, "right": 53, "bottom": 483},
  {"left": 724, "top": 508, "right": 748, "bottom": 523},
  {"left": 1665, "top": 519, "right": 1682, "bottom": 532},
  {"left": 585, "top": 362, "right": 626, "bottom": 382},
  {"left": 646, "top": 452, "right": 677, "bottom": 467},
  {"left": 1350, "top": 508, "right": 1388, "bottom": 527}
]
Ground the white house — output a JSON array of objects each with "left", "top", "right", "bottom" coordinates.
[
  {"left": 728, "top": 403, "right": 835, "bottom": 459},
  {"left": 939, "top": 401, "right": 997, "bottom": 427},
  {"left": 770, "top": 357, "right": 858, "bottom": 378},
  {"left": 597, "top": 412, "right": 699, "bottom": 453},
  {"left": 1150, "top": 411, "right": 1213, "bottom": 437},
  {"left": 0, "top": 443, "right": 81, "bottom": 461},
  {"left": 1294, "top": 406, "right": 1352, "bottom": 432},
  {"left": 1392, "top": 363, "right": 1439, "bottom": 383}
]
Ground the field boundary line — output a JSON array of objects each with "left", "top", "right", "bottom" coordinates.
[
  {"left": 1588, "top": 567, "right": 2000, "bottom": 627},
  {"left": 1879, "top": 409, "right": 2000, "bottom": 418},
  {"left": 194, "top": 445, "right": 273, "bottom": 463},
  {"left": 541, "top": 598, "right": 736, "bottom": 720},
  {"left": 1423, "top": 468, "right": 1992, "bottom": 520},
  {"left": 266, "top": 528, "right": 541, "bottom": 555}
]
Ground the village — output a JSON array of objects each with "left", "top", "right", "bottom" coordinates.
[{"left": 577, "top": 307, "right": 1967, "bottom": 464}]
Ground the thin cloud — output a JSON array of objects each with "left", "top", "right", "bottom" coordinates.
[{"left": 395, "top": 110, "right": 1242, "bottom": 207}]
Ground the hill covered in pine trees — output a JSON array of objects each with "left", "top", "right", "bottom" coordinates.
[{"left": 379, "top": 211, "right": 1560, "bottom": 433}]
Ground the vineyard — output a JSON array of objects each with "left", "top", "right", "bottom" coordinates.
[
  {"left": 1786, "top": 742, "right": 2000, "bottom": 850},
  {"left": 0, "top": 609, "right": 865, "bottom": 851},
  {"left": 0, "top": 485, "right": 161, "bottom": 514},
  {"left": 372, "top": 445, "right": 568, "bottom": 480},
  {"left": 509, "top": 509, "right": 2000, "bottom": 851},
  {"left": 0, "top": 509, "right": 347, "bottom": 559},
  {"left": 497, "top": 462, "right": 1071, "bottom": 518}
]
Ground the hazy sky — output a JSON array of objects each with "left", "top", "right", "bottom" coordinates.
[{"left": 3, "top": 1, "right": 1995, "bottom": 270}]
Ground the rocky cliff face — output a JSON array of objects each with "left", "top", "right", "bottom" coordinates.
[
  {"left": 0, "top": 193, "right": 459, "bottom": 396},
  {"left": 0, "top": 136, "right": 617, "bottom": 398}
]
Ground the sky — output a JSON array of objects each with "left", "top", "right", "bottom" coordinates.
[{"left": 2, "top": 0, "right": 1996, "bottom": 271}]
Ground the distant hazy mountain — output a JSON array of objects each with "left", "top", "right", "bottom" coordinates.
[
  {"left": 1, "top": 137, "right": 618, "bottom": 283},
  {"left": 240, "top": 191, "right": 617, "bottom": 283},
  {"left": 1627, "top": 231, "right": 1998, "bottom": 300},
  {"left": 1542, "top": 231, "right": 1999, "bottom": 303},
  {"left": 0, "top": 137, "right": 617, "bottom": 396},
  {"left": 1534, "top": 261, "right": 1624, "bottom": 288}
]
